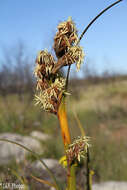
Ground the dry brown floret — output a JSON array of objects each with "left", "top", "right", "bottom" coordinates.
[{"left": 54, "top": 17, "right": 78, "bottom": 58}]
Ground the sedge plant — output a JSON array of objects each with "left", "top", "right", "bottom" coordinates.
[
  {"left": 0, "top": 1, "right": 123, "bottom": 190},
  {"left": 33, "top": 1, "right": 123, "bottom": 189}
]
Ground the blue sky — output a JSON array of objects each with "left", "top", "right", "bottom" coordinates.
[{"left": 0, "top": 0, "right": 127, "bottom": 75}]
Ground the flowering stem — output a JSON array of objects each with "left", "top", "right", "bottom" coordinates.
[
  {"left": 66, "top": 0, "right": 123, "bottom": 89},
  {"left": 67, "top": 165, "right": 77, "bottom": 190},
  {"left": 57, "top": 97, "right": 77, "bottom": 189},
  {"left": 77, "top": 0, "right": 123, "bottom": 44},
  {"left": 57, "top": 97, "right": 71, "bottom": 147}
]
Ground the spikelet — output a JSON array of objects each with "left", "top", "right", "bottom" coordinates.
[
  {"left": 66, "top": 136, "right": 90, "bottom": 164},
  {"left": 36, "top": 78, "right": 49, "bottom": 91},
  {"left": 35, "top": 77, "right": 66, "bottom": 114},
  {"left": 62, "top": 46, "right": 84, "bottom": 70},
  {"left": 52, "top": 46, "right": 85, "bottom": 74},
  {"left": 35, "top": 50, "right": 56, "bottom": 79},
  {"left": 54, "top": 17, "right": 78, "bottom": 58}
]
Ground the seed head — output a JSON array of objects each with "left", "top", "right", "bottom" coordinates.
[
  {"left": 34, "top": 17, "right": 85, "bottom": 114},
  {"left": 66, "top": 136, "right": 90, "bottom": 164},
  {"left": 35, "top": 77, "right": 66, "bottom": 114},
  {"left": 35, "top": 50, "right": 56, "bottom": 79},
  {"left": 54, "top": 17, "right": 78, "bottom": 58},
  {"left": 52, "top": 45, "right": 84, "bottom": 73},
  {"left": 63, "top": 46, "right": 85, "bottom": 70},
  {"left": 36, "top": 78, "right": 49, "bottom": 91}
]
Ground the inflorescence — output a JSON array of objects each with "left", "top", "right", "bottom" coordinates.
[
  {"left": 66, "top": 136, "right": 90, "bottom": 165},
  {"left": 34, "top": 17, "right": 85, "bottom": 114}
]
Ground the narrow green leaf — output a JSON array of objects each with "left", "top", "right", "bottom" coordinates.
[
  {"left": 31, "top": 175, "right": 57, "bottom": 189},
  {"left": 0, "top": 138, "right": 61, "bottom": 190}
]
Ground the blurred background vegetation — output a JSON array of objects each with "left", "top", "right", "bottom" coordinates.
[{"left": 0, "top": 42, "right": 127, "bottom": 187}]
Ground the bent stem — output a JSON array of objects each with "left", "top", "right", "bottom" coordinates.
[
  {"left": 66, "top": 0, "right": 123, "bottom": 89},
  {"left": 57, "top": 97, "right": 76, "bottom": 190},
  {"left": 77, "top": 0, "right": 123, "bottom": 44},
  {"left": 0, "top": 139, "right": 61, "bottom": 190}
]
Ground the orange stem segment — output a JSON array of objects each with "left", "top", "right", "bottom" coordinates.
[{"left": 57, "top": 97, "right": 71, "bottom": 147}]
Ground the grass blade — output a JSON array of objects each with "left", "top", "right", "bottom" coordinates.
[
  {"left": 31, "top": 175, "right": 57, "bottom": 188},
  {"left": 0, "top": 138, "right": 61, "bottom": 190}
]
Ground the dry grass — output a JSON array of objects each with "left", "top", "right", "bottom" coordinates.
[
  {"left": 69, "top": 79, "right": 127, "bottom": 113},
  {"left": 0, "top": 77, "right": 127, "bottom": 183}
]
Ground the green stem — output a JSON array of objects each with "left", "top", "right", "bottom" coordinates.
[
  {"left": 77, "top": 0, "right": 123, "bottom": 44},
  {"left": 65, "top": 65, "right": 71, "bottom": 91},
  {"left": 86, "top": 148, "right": 92, "bottom": 190},
  {"left": 67, "top": 164, "right": 77, "bottom": 190},
  {"left": 66, "top": 0, "right": 123, "bottom": 89}
]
